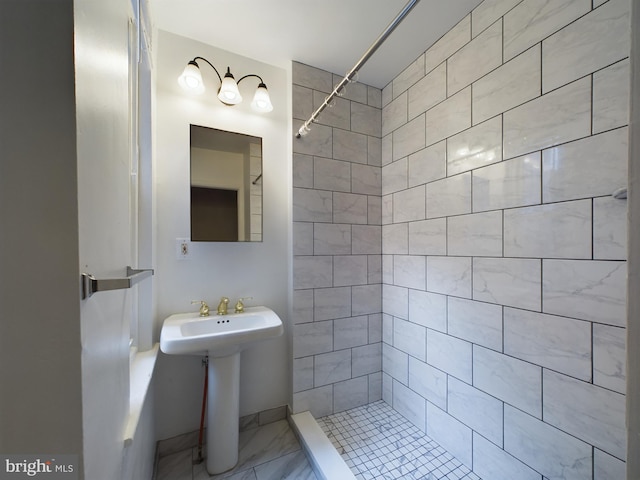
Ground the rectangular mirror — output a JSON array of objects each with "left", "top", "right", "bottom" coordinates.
[{"left": 190, "top": 125, "right": 262, "bottom": 242}]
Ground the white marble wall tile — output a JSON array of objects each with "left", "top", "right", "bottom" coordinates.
[
  {"left": 293, "top": 321, "right": 333, "bottom": 358},
  {"left": 293, "top": 188, "right": 332, "bottom": 222},
  {"left": 473, "top": 258, "right": 542, "bottom": 311},
  {"left": 313, "top": 91, "right": 350, "bottom": 129},
  {"left": 293, "top": 62, "right": 333, "bottom": 92},
  {"left": 426, "top": 172, "right": 471, "bottom": 219},
  {"left": 504, "top": 200, "right": 592, "bottom": 259},
  {"left": 368, "top": 86, "right": 382, "bottom": 108},
  {"left": 293, "top": 256, "right": 333, "bottom": 289},
  {"left": 594, "top": 197, "right": 627, "bottom": 260},
  {"left": 382, "top": 223, "right": 408, "bottom": 254},
  {"left": 504, "top": 308, "right": 592, "bottom": 381},
  {"left": 503, "top": 0, "right": 591, "bottom": 61},
  {"left": 333, "top": 192, "right": 368, "bottom": 224},
  {"left": 313, "top": 157, "right": 350, "bottom": 192},
  {"left": 293, "top": 153, "right": 313, "bottom": 188},
  {"left": 352, "top": 343, "right": 382, "bottom": 377},
  {"left": 293, "top": 84, "right": 313, "bottom": 121},
  {"left": 351, "top": 103, "right": 382, "bottom": 138},
  {"left": 382, "top": 157, "right": 408, "bottom": 195},
  {"left": 383, "top": 314, "right": 393, "bottom": 344},
  {"left": 383, "top": 284, "right": 408, "bottom": 321},
  {"left": 543, "top": 370, "right": 626, "bottom": 459},
  {"left": 368, "top": 136, "right": 382, "bottom": 167},
  {"left": 314, "top": 349, "right": 351, "bottom": 387},
  {"left": 314, "top": 286, "right": 352, "bottom": 321},
  {"left": 408, "top": 63, "right": 446, "bottom": 120},
  {"left": 504, "top": 405, "right": 592, "bottom": 480},
  {"left": 334, "top": 73, "right": 368, "bottom": 104},
  {"left": 382, "top": 82, "right": 393, "bottom": 107},
  {"left": 368, "top": 255, "right": 382, "bottom": 284},
  {"left": 393, "top": 255, "right": 426, "bottom": 291},
  {"left": 447, "top": 116, "right": 503, "bottom": 175},
  {"left": 448, "top": 297, "right": 503, "bottom": 352},
  {"left": 472, "top": 152, "right": 542, "bottom": 212},
  {"left": 594, "top": 448, "right": 627, "bottom": 480},
  {"left": 593, "top": 324, "right": 626, "bottom": 394},
  {"left": 313, "top": 223, "right": 351, "bottom": 255},
  {"left": 293, "top": 357, "right": 314, "bottom": 393},
  {"left": 293, "top": 122, "right": 332, "bottom": 157},
  {"left": 292, "top": 385, "right": 333, "bottom": 417},
  {"left": 351, "top": 164, "right": 381, "bottom": 196},
  {"left": 426, "top": 256, "right": 472, "bottom": 298},
  {"left": 447, "top": 210, "right": 503, "bottom": 257},
  {"left": 426, "top": 403, "right": 473, "bottom": 468},
  {"left": 472, "top": 0, "right": 522, "bottom": 37},
  {"left": 368, "top": 313, "right": 382, "bottom": 343},
  {"left": 448, "top": 377, "right": 503, "bottom": 446},
  {"left": 393, "top": 54, "right": 425, "bottom": 98},
  {"left": 293, "top": 222, "right": 313, "bottom": 256},
  {"left": 382, "top": 255, "right": 393, "bottom": 284},
  {"left": 542, "top": 0, "right": 631, "bottom": 93},
  {"left": 408, "top": 141, "right": 447, "bottom": 187},
  {"left": 352, "top": 284, "right": 382, "bottom": 316},
  {"left": 503, "top": 76, "right": 591, "bottom": 159},
  {"left": 333, "top": 255, "right": 367, "bottom": 287},
  {"left": 333, "top": 315, "right": 369, "bottom": 350},
  {"left": 383, "top": 191, "right": 393, "bottom": 224},
  {"left": 425, "top": 14, "right": 471, "bottom": 73},
  {"left": 382, "top": 372, "right": 393, "bottom": 403},
  {"left": 334, "top": 376, "right": 369, "bottom": 413},
  {"left": 382, "top": 133, "right": 393, "bottom": 166},
  {"left": 292, "top": 289, "right": 313, "bottom": 325},
  {"left": 427, "top": 330, "right": 472, "bottom": 383},
  {"left": 473, "top": 433, "right": 542, "bottom": 480},
  {"left": 542, "top": 127, "right": 628, "bottom": 203},
  {"left": 393, "top": 185, "right": 426, "bottom": 223},
  {"left": 368, "top": 372, "right": 383, "bottom": 402},
  {"left": 352, "top": 225, "right": 382, "bottom": 254},
  {"left": 333, "top": 129, "right": 368, "bottom": 164},
  {"left": 393, "top": 318, "right": 427, "bottom": 361},
  {"left": 543, "top": 259, "right": 627, "bottom": 326},
  {"left": 382, "top": 92, "right": 408, "bottom": 137},
  {"left": 474, "top": 346, "right": 542, "bottom": 417},
  {"left": 473, "top": 45, "right": 541, "bottom": 125},
  {"left": 448, "top": 19, "right": 503, "bottom": 95},
  {"left": 593, "top": 59, "right": 630, "bottom": 134},
  {"left": 408, "top": 289, "right": 447, "bottom": 332},
  {"left": 408, "top": 218, "right": 447, "bottom": 256},
  {"left": 368, "top": 195, "right": 382, "bottom": 226},
  {"left": 393, "top": 380, "right": 426, "bottom": 433},
  {"left": 408, "top": 356, "right": 447, "bottom": 409},
  {"left": 393, "top": 114, "right": 426, "bottom": 161},
  {"left": 425, "top": 87, "right": 472, "bottom": 146},
  {"left": 383, "top": 343, "right": 409, "bottom": 385}
]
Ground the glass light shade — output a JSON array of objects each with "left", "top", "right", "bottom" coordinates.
[
  {"left": 178, "top": 61, "right": 204, "bottom": 93},
  {"left": 218, "top": 69, "right": 242, "bottom": 105},
  {"left": 251, "top": 83, "right": 273, "bottom": 113}
]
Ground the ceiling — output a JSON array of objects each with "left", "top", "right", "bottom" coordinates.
[{"left": 149, "top": 0, "right": 483, "bottom": 89}]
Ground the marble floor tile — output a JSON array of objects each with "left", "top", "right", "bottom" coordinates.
[
  {"left": 254, "top": 450, "right": 317, "bottom": 480},
  {"left": 156, "top": 449, "right": 193, "bottom": 480}
]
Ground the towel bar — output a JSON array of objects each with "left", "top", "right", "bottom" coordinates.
[{"left": 81, "top": 266, "right": 154, "bottom": 300}]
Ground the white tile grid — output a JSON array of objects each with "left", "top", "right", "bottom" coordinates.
[{"left": 317, "top": 401, "right": 482, "bottom": 480}]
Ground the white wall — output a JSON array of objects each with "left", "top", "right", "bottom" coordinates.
[{"left": 154, "top": 30, "right": 291, "bottom": 440}]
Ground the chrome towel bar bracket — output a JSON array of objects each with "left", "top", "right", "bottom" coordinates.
[{"left": 81, "top": 266, "right": 154, "bottom": 300}]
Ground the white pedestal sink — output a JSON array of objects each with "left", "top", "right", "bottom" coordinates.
[{"left": 160, "top": 306, "right": 283, "bottom": 474}]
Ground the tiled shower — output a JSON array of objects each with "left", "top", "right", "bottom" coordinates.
[{"left": 292, "top": 0, "right": 630, "bottom": 478}]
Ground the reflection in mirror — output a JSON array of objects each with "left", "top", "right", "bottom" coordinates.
[{"left": 190, "top": 125, "right": 262, "bottom": 242}]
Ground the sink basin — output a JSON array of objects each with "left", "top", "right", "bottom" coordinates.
[{"left": 160, "top": 305, "right": 283, "bottom": 357}]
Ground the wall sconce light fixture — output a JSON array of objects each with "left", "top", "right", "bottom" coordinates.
[{"left": 178, "top": 56, "right": 273, "bottom": 113}]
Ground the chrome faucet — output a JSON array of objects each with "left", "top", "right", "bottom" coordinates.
[
  {"left": 217, "top": 297, "right": 230, "bottom": 315},
  {"left": 191, "top": 300, "right": 210, "bottom": 317}
]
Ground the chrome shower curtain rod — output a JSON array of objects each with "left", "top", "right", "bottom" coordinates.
[{"left": 295, "top": 0, "right": 421, "bottom": 138}]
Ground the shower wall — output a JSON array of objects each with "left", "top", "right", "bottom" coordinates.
[
  {"left": 381, "top": 0, "right": 630, "bottom": 479},
  {"left": 292, "top": 63, "right": 384, "bottom": 416}
]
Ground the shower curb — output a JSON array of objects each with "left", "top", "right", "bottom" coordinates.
[{"left": 289, "top": 411, "right": 356, "bottom": 480}]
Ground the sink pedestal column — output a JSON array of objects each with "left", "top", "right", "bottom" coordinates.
[{"left": 207, "top": 351, "right": 240, "bottom": 474}]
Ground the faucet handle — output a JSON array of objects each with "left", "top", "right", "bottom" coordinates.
[
  {"left": 217, "top": 297, "right": 230, "bottom": 315},
  {"left": 191, "top": 300, "right": 210, "bottom": 317},
  {"left": 234, "top": 297, "right": 253, "bottom": 313}
]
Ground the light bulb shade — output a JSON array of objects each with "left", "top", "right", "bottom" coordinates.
[
  {"left": 251, "top": 83, "right": 273, "bottom": 113},
  {"left": 218, "top": 68, "right": 242, "bottom": 105},
  {"left": 178, "top": 61, "right": 204, "bottom": 93}
]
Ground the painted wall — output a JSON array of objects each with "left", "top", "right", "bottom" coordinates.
[
  {"left": 153, "top": 30, "right": 291, "bottom": 440},
  {"left": 380, "top": 0, "right": 630, "bottom": 479}
]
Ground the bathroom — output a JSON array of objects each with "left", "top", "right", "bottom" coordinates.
[{"left": 0, "top": 0, "right": 638, "bottom": 479}]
